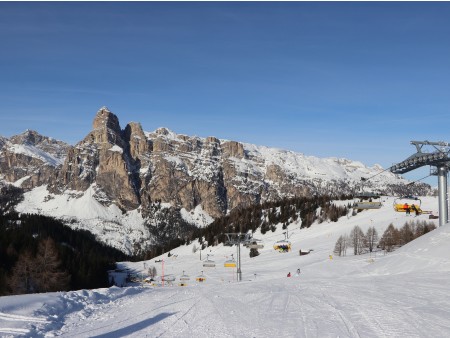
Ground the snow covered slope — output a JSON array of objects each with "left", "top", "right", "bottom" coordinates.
[
  {"left": 15, "top": 185, "right": 151, "bottom": 254},
  {"left": 2, "top": 197, "right": 449, "bottom": 337}
]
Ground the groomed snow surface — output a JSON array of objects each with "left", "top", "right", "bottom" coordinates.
[{"left": 2, "top": 197, "right": 450, "bottom": 337}]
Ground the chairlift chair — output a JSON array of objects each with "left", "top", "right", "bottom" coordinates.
[
  {"left": 203, "top": 254, "right": 216, "bottom": 268},
  {"left": 273, "top": 240, "right": 291, "bottom": 253},
  {"left": 393, "top": 196, "right": 422, "bottom": 213},
  {"left": 161, "top": 275, "right": 176, "bottom": 282},
  {"left": 245, "top": 239, "right": 264, "bottom": 249},
  {"left": 353, "top": 192, "right": 382, "bottom": 210},
  {"left": 180, "top": 271, "right": 190, "bottom": 281},
  {"left": 224, "top": 254, "right": 237, "bottom": 268},
  {"left": 196, "top": 271, "right": 206, "bottom": 282}
]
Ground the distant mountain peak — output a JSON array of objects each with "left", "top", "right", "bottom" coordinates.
[{"left": 97, "top": 106, "right": 111, "bottom": 113}]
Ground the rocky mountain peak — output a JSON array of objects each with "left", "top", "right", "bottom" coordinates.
[
  {"left": 82, "top": 107, "right": 125, "bottom": 149},
  {"left": 155, "top": 127, "right": 170, "bottom": 136},
  {"left": 10, "top": 130, "right": 46, "bottom": 146},
  {"left": 0, "top": 129, "right": 70, "bottom": 190},
  {"left": 93, "top": 107, "right": 121, "bottom": 134}
]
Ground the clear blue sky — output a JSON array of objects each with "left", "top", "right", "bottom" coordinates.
[{"left": 1, "top": 2, "right": 449, "bottom": 185}]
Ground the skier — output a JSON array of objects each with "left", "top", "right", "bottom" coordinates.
[
  {"left": 287, "top": 272, "right": 291, "bottom": 277},
  {"left": 296, "top": 268, "right": 301, "bottom": 275}
]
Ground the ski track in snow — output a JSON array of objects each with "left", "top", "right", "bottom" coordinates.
[
  {"left": 0, "top": 312, "right": 48, "bottom": 323},
  {"left": 24, "top": 275, "right": 448, "bottom": 338}
]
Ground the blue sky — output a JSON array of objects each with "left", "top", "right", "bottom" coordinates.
[{"left": 1, "top": 2, "right": 449, "bottom": 185}]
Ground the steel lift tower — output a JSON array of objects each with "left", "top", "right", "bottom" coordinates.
[
  {"left": 390, "top": 141, "right": 450, "bottom": 227},
  {"left": 224, "top": 233, "right": 252, "bottom": 282}
]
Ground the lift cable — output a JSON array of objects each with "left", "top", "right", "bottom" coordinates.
[{"left": 406, "top": 174, "right": 432, "bottom": 186}]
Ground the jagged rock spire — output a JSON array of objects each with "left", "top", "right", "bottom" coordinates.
[{"left": 93, "top": 106, "right": 121, "bottom": 135}]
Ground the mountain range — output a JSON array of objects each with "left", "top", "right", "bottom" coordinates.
[{"left": 0, "top": 107, "right": 430, "bottom": 254}]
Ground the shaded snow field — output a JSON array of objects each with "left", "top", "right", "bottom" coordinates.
[
  {"left": 2, "top": 197, "right": 450, "bottom": 337},
  {"left": 15, "top": 185, "right": 214, "bottom": 254}
]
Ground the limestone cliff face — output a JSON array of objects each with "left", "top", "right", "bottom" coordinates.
[{"left": 50, "top": 107, "right": 141, "bottom": 210}]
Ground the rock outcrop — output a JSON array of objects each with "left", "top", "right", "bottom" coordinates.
[{"left": 50, "top": 107, "right": 140, "bottom": 210}]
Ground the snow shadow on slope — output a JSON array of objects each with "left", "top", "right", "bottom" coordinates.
[{"left": 91, "top": 312, "right": 176, "bottom": 338}]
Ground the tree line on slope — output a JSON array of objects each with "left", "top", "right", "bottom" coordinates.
[
  {"left": 199, "top": 195, "right": 351, "bottom": 249},
  {"left": 333, "top": 220, "right": 437, "bottom": 257},
  {"left": 0, "top": 212, "right": 130, "bottom": 296},
  {"left": 137, "top": 194, "right": 352, "bottom": 260}
]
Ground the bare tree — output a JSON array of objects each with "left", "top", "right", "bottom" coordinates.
[
  {"left": 34, "top": 238, "right": 70, "bottom": 292},
  {"left": 8, "top": 251, "right": 37, "bottom": 294},
  {"left": 349, "top": 225, "right": 367, "bottom": 255},
  {"left": 366, "top": 227, "right": 379, "bottom": 253},
  {"left": 148, "top": 266, "right": 157, "bottom": 278},
  {"left": 333, "top": 235, "right": 349, "bottom": 257},
  {"left": 379, "top": 223, "right": 400, "bottom": 252},
  {"left": 399, "top": 222, "right": 415, "bottom": 245}
]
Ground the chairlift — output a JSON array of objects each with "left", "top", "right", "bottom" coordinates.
[
  {"left": 393, "top": 196, "right": 422, "bottom": 213},
  {"left": 180, "top": 270, "right": 190, "bottom": 281},
  {"left": 203, "top": 254, "right": 216, "bottom": 268},
  {"left": 248, "top": 241, "right": 264, "bottom": 249},
  {"left": 224, "top": 254, "right": 237, "bottom": 268},
  {"left": 273, "top": 240, "right": 291, "bottom": 253},
  {"left": 196, "top": 271, "right": 206, "bottom": 283},
  {"left": 161, "top": 275, "right": 176, "bottom": 282},
  {"left": 244, "top": 239, "right": 264, "bottom": 249},
  {"left": 353, "top": 192, "right": 382, "bottom": 210}
]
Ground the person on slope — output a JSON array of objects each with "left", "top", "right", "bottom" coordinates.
[
  {"left": 296, "top": 268, "right": 301, "bottom": 275},
  {"left": 287, "top": 272, "right": 291, "bottom": 277}
]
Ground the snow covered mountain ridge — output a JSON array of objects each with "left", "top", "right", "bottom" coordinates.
[{"left": 0, "top": 107, "right": 429, "bottom": 254}]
